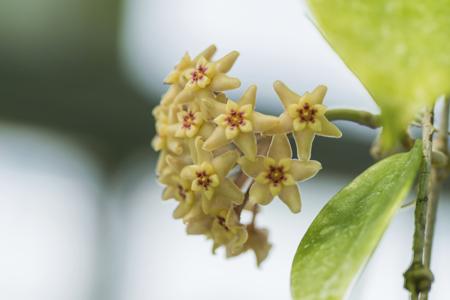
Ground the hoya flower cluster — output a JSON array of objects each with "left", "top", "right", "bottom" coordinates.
[{"left": 152, "top": 45, "right": 341, "bottom": 265}]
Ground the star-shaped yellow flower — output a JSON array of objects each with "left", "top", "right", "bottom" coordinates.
[
  {"left": 202, "top": 85, "right": 279, "bottom": 160},
  {"left": 160, "top": 155, "right": 196, "bottom": 219},
  {"left": 152, "top": 105, "right": 185, "bottom": 174},
  {"left": 174, "top": 51, "right": 241, "bottom": 104},
  {"left": 210, "top": 208, "right": 248, "bottom": 256},
  {"left": 181, "top": 137, "right": 244, "bottom": 213},
  {"left": 244, "top": 225, "right": 272, "bottom": 267},
  {"left": 273, "top": 81, "right": 342, "bottom": 160},
  {"left": 164, "top": 44, "right": 217, "bottom": 86},
  {"left": 238, "top": 134, "right": 322, "bottom": 213}
]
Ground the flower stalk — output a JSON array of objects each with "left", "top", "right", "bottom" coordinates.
[{"left": 325, "top": 108, "right": 381, "bottom": 129}]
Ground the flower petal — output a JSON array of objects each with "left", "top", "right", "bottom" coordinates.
[
  {"left": 237, "top": 156, "right": 265, "bottom": 178},
  {"left": 225, "top": 126, "right": 240, "bottom": 139},
  {"left": 293, "top": 129, "right": 315, "bottom": 161},
  {"left": 173, "top": 200, "right": 193, "bottom": 219},
  {"left": 255, "top": 172, "right": 270, "bottom": 185},
  {"left": 203, "top": 126, "right": 229, "bottom": 151},
  {"left": 212, "top": 150, "right": 239, "bottom": 177},
  {"left": 162, "top": 186, "right": 176, "bottom": 200},
  {"left": 225, "top": 99, "right": 239, "bottom": 112},
  {"left": 268, "top": 134, "right": 292, "bottom": 161},
  {"left": 213, "top": 114, "right": 227, "bottom": 126},
  {"left": 291, "top": 160, "right": 322, "bottom": 181},
  {"left": 283, "top": 174, "right": 296, "bottom": 186},
  {"left": 239, "top": 120, "right": 253, "bottom": 133},
  {"left": 201, "top": 98, "right": 226, "bottom": 119},
  {"left": 309, "top": 85, "right": 327, "bottom": 105},
  {"left": 180, "top": 165, "right": 199, "bottom": 181},
  {"left": 193, "top": 44, "right": 217, "bottom": 62},
  {"left": 287, "top": 104, "right": 299, "bottom": 118},
  {"left": 307, "top": 120, "right": 322, "bottom": 132},
  {"left": 215, "top": 50, "right": 239, "bottom": 73},
  {"left": 233, "top": 132, "right": 257, "bottom": 161},
  {"left": 279, "top": 185, "right": 301, "bottom": 213},
  {"left": 269, "top": 183, "right": 282, "bottom": 196},
  {"left": 316, "top": 116, "right": 343, "bottom": 138},
  {"left": 210, "top": 74, "right": 241, "bottom": 91},
  {"left": 249, "top": 182, "right": 273, "bottom": 205},
  {"left": 166, "top": 155, "right": 187, "bottom": 172},
  {"left": 174, "top": 89, "right": 194, "bottom": 103},
  {"left": 194, "top": 137, "right": 213, "bottom": 163},
  {"left": 217, "top": 179, "right": 244, "bottom": 205},
  {"left": 237, "top": 85, "right": 257, "bottom": 107},
  {"left": 252, "top": 112, "right": 279, "bottom": 133},
  {"left": 273, "top": 80, "right": 301, "bottom": 109}
]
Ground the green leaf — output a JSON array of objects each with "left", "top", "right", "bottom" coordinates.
[
  {"left": 291, "top": 141, "right": 423, "bottom": 300},
  {"left": 306, "top": 0, "right": 450, "bottom": 150}
]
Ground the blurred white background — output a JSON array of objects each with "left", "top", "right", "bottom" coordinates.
[{"left": 0, "top": 0, "right": 448, "bottom": 300}]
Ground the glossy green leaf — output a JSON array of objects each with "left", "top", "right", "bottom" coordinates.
[
  {"left": 306, "top": 0, "right": 450, "bottom": 150},
  {"left": 291, "top": 141, "right": 422, "bottom": 300}
]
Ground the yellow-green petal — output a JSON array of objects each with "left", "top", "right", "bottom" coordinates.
[
  {"left": 279, "top": 185, "right": 301, "bottom": 213},
  {"left": 268, "top": 134, "right": 292, "bottom": 161},
  {"left": 291, "top": 160, "right": 322, "bottom": 182},
  {"left": 293, "top": 130, "right": 315, "bottom": 161},
  {"left": 249, "top": 182, "right": 273, "bottom": 205}
]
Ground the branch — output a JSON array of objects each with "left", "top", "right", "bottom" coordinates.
[
  {"left": 325, "top": 108, "right": 381, "bottom": 129},
  {"left": 404, "top": 107, "right": 434, "bottom": 299},
  {"left": 420, "top": 96, "right": 450, "bottom": 300}
]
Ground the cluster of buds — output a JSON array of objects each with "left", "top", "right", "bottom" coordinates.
[{"left": 152, "top": 45, "right": 342, "bottom": 265}]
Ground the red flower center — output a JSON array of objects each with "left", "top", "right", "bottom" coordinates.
[
  {"left": 266, "top": 165, "right": 286, "bottom": 186},
  {"left": 182, "top": 111, "right": 196, "bottom": 129},
  {"left": 190, "top": 65, "right": 208, "bottom": 83},
  {"left": 297, "top": 102, "right": 317, "bottom": 123},
  {"left": 225, "top": 109, "right": 245, "bottom": 128},
  {"left": 195, "top": 171, "right": 212, "bottom": 189}
]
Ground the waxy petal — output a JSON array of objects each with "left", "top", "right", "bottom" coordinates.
[
  {"left": 316, "top": 116, "right": 343, "bottom": 138},
  {"left": 212, "top": 150, "right": 239, "bottom": 178},
  {"left": 283, "top": 174, "right": 296, "bottom": 186},
  {"left": 279, "top": 185, "right": 301, "bottom": 213},
  {"left": 203, "top": 126, "right": 229, "bottom": 151},
  {"left": 233, "top": 132, "right": 257, "bottom": 161},
  {"left": 162, "top": 186, "right": 176, "bottom": 200},
  {"left": 273, "top": 80, "right": 301, "bottom": 109},
  {"left": 193, "top": 44, "right": 217, "bottom": 63},
  {"left": 180, "top": 165, "right": 199, "bottom": 181},
  {"left": 239, "top": 120, "right": 253, "bottom": 133},
  {"left": 238, "top": 156, "right": 265, "bottom": 178},
  {"left": 291, "top": 160, "right": 322, "bottom": 181},
  {"left": 210, "top": 74, "right": 241, "bottom": 91},
  {"left": 217, "top": 179, "right": 244, "bottom": 205},
  {"left": 194, "top": 137, "right": 213, "bottom": 163},
  {"left": 215, "top": 51, "right": 239, "bottom": 73},
  {"left": 225, "top": 99, "right": 239, "bottom": 112},
  {"left": 309, "top": 85, "right": 327, "bottom": 105},
  {"left": 249, "top": 182, "right": 273, "bottom": 205},
  {"left": 237, "top": 85, "right": 257, "bottom": 107},
  {"left": 269, "top": 183, "right": 282, "bottom": 196},
  {"left": 252, "top": 112, "right": 279, "bottom": 133},
  {"left": 166, "top": 155, "right": 187, "bottom": 172},
  {"left": 268, "top": 134, "right": 292, "bottom": 161},
  {"left": 225, "top": 126, "right": 240, "bottom": 140},
  {"left": 293, "top": 129, "right": 315, "bottom": 161},
  {"left": 173, "top": 200, "right": 194, "bottom": 219},
  {"left": 201, "top": 98, "right": 226, "bottom": 119}
]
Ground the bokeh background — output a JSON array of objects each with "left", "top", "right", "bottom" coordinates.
[{"left": 0, "top": 0, "right": 448, "bottom": 299}]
